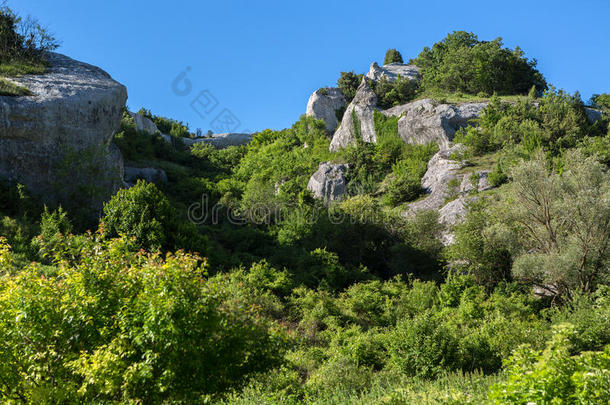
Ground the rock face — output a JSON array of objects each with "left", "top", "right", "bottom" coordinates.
[
  {"left": 405, "top": 144, "right": 493, "bottom": 245},
  {"left": 307, "top": 162, "right": 349, "bottom": 203},
  {"left": 366, "top": 62, "right": 420, "bottom": 83},
  {"left": 329, "top": 78, "right": 378, "bottom": 152},
  {"left": 130, "top": 112, "right": 159, "bottom": 135},
  {"left": 584, "top": 107, "right": 604, "bottom": 124},
  {"left": 0, "top": 52, "right": 127, "bottom": 210},
  {"left": 384, "top": 99, "right": 487, "bottom": 150},
  {"left": 124, "top": 167, "right": 168, "bottom": 186},
  {"left": 306, "top": 87, "right": 346, "bottom": 133}
]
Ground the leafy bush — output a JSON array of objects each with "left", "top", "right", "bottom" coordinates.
[
  {"left": 387, "top": 311, "right": 460, "bottom": 378},
  {"left": 489, "top": 324, "right": 610, "bottom": 404},
  {"left": 372, "top": 75, "right": 417, "bottom": 109},
  {"left": 101, "top": 180, "right": 176, "bottom": 251},
  {"left": 0, "top": 235, "right": 285, "bottom": 403},
  {"left": 337, "top": 71, "right": 363, "bottom": 103},
  {"left": 591, "top": 93, "right": 610, "bottom": 111},
  {"left": 412, "top": 31, "right": 546, "bottom": 96},
  {"left": 0, "top": 4, "right": 58, "bottom": 69},
  {"left": 383, "top": 48, "right": 404, "bottom": 65}
]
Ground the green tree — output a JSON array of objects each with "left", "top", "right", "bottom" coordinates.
[
  {"left": 412, "top": 31, "right": 546, "bottom": 95},
  {"left": 383, "top": 48, "right": 403, "bottom": 64},
  {"left": 509, "top": 151, "right": 610, "bottom": 296},
  {"left": 101, "top": 180, "right": 175, "bottom": 251},
  {"left": 337, "top": 71, "right": 363, "bottom": 103}
]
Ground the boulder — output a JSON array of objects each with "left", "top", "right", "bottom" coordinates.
[
  {"left": 0, "top": 52, "right": 127, "bottom": 211},
  {"left": 307, "top": 162, "right": 349, "bottom": 203},
  {"left": 129, "top": 112, "right": 159, "bottom": 135},
  {"left": 306, "top": 87, "right": 346, "bottom": 133},
  {"left": 438, "top": 197, "right": 475, "bottom": 245},
  {"left": 584, "top": 107, "right": 604, "bottom": 124},
  {"left": 366, "top": 62, "right": 420, "bottom": 83},
  {"left": 124, "top": 167, "right": 168, "bottom": 186},
  {"left": 384, "top": 99, "right": 487, "bottom": 150},
  {"left": 330, "top": 78, "right": 378, "bottom": 151},
  {"left": 405, "top": 144, "right": 494, "bottom": 245},
  {"left": 407, "top": 144, "right": 467, "bottom": 213}
]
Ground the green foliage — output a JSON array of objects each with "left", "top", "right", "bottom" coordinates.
[
  {"left": 489, "top": 324, "right": 610, "bottom": 404},
  {"left": 383, "top": 48, "right": 404, "bottom": 65},
  {"left": 591, "top": 93, "right": 610, "bottom": 111},
  {"left": 456, "top": 89, "right": 596, "bottom": 157},
  {"left": 337, "top": 71, "right": 363, "bottom": 103},
  {"left": 101, "top": 181, "right": 176, "bottom": 251},
  {"left": 387, "top": 311, "right": 460, "bottom": 378},
  {"left": 412, "top": 31, "right": 546, "bottom": 96},
  {"left": 0, "top": 4, "right": 57, "bottom": 73},
  {"left": 372, "top": 75, "right": 418, "bottom": 109},
  {"left": 0, "top": 235, "right": 285, "bottom": 403},
  {"left": 0, "top": 77, "right": 31, "bottom": 96},
  {"left": 137, "top": 108, "right": 193, "bottom": 138},
  {"left": 509, "top": 151, "right": 610, "bottom": 295}
]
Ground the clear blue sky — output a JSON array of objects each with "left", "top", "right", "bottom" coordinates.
[{"left": 11, "top": 0, "right": 610, "bottom": 133}]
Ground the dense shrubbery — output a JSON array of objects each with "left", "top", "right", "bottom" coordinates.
[
  {"left": 0, "top": 4, "right": 58, "bottom": 72},
  {"left": 0, "top": 235, "right": 285, "bottom": 403},
  {"left": 372, "top": 75, "right": 418, "bottom": 109},
  {"left": 383, "top": 48, "right": 403, "bottom": 65},
  {"left": 1, "top": 22, "right": 609, "bottom": 403},
  {"left": 412, "top": 31, "right": 546, "bottom": 96},
  {"left": 337, "top": 71, "right": 363, "bottom": 103}
]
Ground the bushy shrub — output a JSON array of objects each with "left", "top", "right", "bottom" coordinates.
[
  {"left": 373, "top": 75, "right": 417, "bottom": 109},
  {"left": 387, "top": 311, "right": 460, "bottom": 378},
  {"left": 0, "top": 235, "right": 285, "bottom": 403},
  {"left": 489, "top": 324, "right": 610, "bottom": 404},
  {"left": 0, "top": 5, "right": 58, "bottom": 67},
  {"left": 412, "top": 31, "right": 546, "bottom": 96},
  {"left": 591, "top": 93, "right": 610, "bottom": 111},
  {"left": 337, "top": 71, "right": 363, "bottom": 103},
  {"left": 101, "top": 180, "right": 176, "bottom": 251},
  {"left": 383, "top": 48, "right": 404, "bottom": 65}
]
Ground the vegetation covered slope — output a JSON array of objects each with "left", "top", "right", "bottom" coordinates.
[{"left": 0, "top": 20, "right": 609, "bottom": 404}]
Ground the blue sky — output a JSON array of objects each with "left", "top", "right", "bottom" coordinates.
[{"left": 11, "top": 0, "right": 610, "bottom": 133}]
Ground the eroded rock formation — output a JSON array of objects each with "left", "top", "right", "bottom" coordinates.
[{"left": 0, "top": 52, "right": 127, "bottom": 211}]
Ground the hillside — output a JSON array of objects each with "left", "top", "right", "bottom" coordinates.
[{"left": 0, "top": 6, "right": 609, "bottom": 404}]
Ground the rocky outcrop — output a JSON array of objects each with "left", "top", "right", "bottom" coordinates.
[
  {"left": 307, "top": 162, "right": 349, "bottom": 203},
  {"left": 405, "top": 144, "right": 493, "bottom": 245},
  {"left": 0, "top": 52, "right": 127, "bottom": 210},
  {"left": 584, "top": 107, "right": 604, "bottom": 124},
  {"left": 306, "top": 87, "right": 346, "bottom": 133},
  {"left": 124, "top": 167, "right": 168, "bottom": 186},
  {"left": 329, "top": 78, "right": 378, "bottom": 151},
  {"left": 366, "top": 62, "right": 420, "bottom": 83},
  {"left": 130, "top": 112, "right": 159, "bottom": 135},
  {"left": 384, "top": 99, "right": 487, "bottom": 150}
]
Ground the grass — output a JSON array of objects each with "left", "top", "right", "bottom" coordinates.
[
  {"left": 0, "top": 78, "right": 32, "bottom": 96},
  {"left": 0, "top": 58, "right": 46, "bottom": 96},
  {"left": 0, "top": 59, "right": 47, "bottom": 76},
  {"left": 455, "top": 150, "right": 503, "bottom": 174}
]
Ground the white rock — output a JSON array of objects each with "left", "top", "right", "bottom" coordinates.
[
  {"left": 366, "top": 62, "right": 420, "bottom": 83},
  {"left": 307, "top": 162, "right": 349, "bottom": 203},
  {"left": 129, "top": 112, "right": 160, "bottom": 135},
  {"left": 0, "top": 52, "right": 127, "bottom": 210},
  {"left": 306, "top": 87, "right": 346, "bottom": 133},
  {"left": 384, "top": 99, "right": 487, "bottom": 150},
  {"left": 329, "top": 78, "right": 378, "bottom": 151}
]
